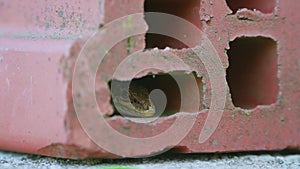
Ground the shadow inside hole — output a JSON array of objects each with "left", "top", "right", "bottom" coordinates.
[
  {"left": 225, "top": 0, "right": 276, "bottom": 14},
  {"left": 144, "top": 0, "right": 202, "bottom": 49},
  {"left": 226, "top": 36, "right": 279, "bottom": 109}
]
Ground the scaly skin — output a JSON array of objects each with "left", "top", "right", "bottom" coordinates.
[{"left": 111, "top": 81, "right": 156, "bottom": 117}]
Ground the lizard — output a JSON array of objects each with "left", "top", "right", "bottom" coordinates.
[{"left": 111, "top": 81, "right": 156, "bottom": 117}]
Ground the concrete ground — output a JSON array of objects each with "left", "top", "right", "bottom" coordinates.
[{"left": 0, "top": 151, "right": 299, "bottom": 169}]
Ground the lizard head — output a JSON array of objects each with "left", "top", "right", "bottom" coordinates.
[{"left": 112, "top": 82, "right": 156, "bottom": 117}]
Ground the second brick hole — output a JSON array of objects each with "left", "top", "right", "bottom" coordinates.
[
  {"left": 226, "top": 36, "right": 279, "bottom": 109},
  {"left": 226, "top": 0, "right": 276, "bottom": 14},
  {"left": 144, "top": 0, "right": 202, "bottom": 49}
]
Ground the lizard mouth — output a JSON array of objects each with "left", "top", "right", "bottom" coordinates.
[{"left": 142, "top": 106, "right": 156, "bottom": 117}]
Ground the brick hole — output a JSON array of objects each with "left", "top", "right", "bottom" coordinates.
[
  {"left": 226, "top": 36, "right": 279, "bottom": 109},
  {"left": 109, "top": 72, "right": 202, "bottom": 117},
  {"left": 226, "top": 0, "right": 276, "bottom": 14},
  {"left": 144, "top": 0, "right": 202, "bottom": 49}
]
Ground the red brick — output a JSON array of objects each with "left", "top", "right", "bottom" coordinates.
[{"left": 0, "top": 0, "right": 299, "bottom": 159}]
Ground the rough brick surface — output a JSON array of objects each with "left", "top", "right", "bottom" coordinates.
[{"left": 0, "top": 0, "right": 299, "bottom": 159}]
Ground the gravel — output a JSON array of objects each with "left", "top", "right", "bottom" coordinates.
[{"left": 0, "top": 151, "right": 299, "bottom": 169}]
